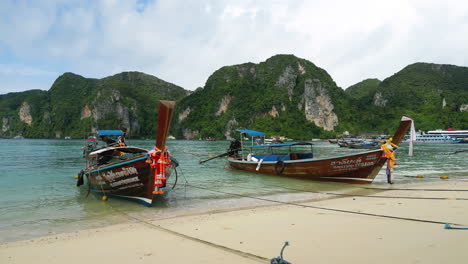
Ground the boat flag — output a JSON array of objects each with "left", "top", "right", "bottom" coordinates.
[{"left": 408, "top": 117, "right": 416, "bottom": 156}]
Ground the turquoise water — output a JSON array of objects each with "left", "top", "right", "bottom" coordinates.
[{"left": 0, "top": 139, "right": 466, "bottom": 242}]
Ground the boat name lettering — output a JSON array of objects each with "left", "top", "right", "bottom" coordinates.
[
  {"left": 331, "top": 161, "right": 376, "bottom": 170},
  {"left": 109, "top": 176, "right": 140, "bottom": 188},
  {"left": 116, "top": 182, "right": 143, "bottom": 190},
  {"left": 103, "top": 167, "right": 139, "bottom": 181},
  {"left": 330, "top": 158, "right": 362, "bottom": 166}
]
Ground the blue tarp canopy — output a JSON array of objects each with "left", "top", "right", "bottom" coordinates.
[
  {"left": 97, "top": 130, "right": 124, "bottom": 136},
  {"left": 236, "top": 129, "right": 265, "bottom": 136}
]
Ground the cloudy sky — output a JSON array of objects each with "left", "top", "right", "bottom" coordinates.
[{"left": 1, "top": 0, "right": 467, "bottom": 94}]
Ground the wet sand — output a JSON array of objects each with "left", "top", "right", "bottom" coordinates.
[{"left": 1, "top": 179, "right": 468, "bottom": 264}]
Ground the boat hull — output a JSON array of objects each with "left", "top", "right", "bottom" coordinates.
[
  {"left": 85, "top": 156, "right": 157, "bottom": 206},
  {"left": 228, "top": 150, "right": 385, "bottom": 184}
]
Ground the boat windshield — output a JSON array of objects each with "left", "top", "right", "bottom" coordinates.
[{"left": 87, "top": 147, "right": 148, "bottom": 166}]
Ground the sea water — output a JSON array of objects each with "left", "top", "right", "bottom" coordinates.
[{"left": 0, "top": 139, "right": 466, "bottom": 242}]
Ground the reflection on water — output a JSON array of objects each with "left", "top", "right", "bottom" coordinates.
[{"left": 0, "top": 139, "right": 466, "bottom": 242}]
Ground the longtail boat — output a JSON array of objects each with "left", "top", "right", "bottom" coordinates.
[
  {"left": 226, "top": 116, "right": 413, "bottom": 184},
  {"left": 76, "top": 101, "right": 177, "bottom": 206}
]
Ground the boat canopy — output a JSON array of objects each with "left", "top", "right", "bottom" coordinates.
[
  {"left": 251, "top": 142, "right": 313, "bottom": 148},
  {"left": 236, "top": 129, "right": 265, "bottom": 136},
  {"left": 97, "top": 130, "right": 125, "bottom": 136}
]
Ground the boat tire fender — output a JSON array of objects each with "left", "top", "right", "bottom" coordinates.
[{"left": 274, "top": 160, "right": 286, "bottom": 175}]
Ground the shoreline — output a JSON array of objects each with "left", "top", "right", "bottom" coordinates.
[{"left": 2, "top": 179, "right": 468, "bottom": 263}]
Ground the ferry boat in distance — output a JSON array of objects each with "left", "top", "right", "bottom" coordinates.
[
  {"left": 403, "top": 127, "right": 468, "bottom": 144},
  {"left": 426, "top": 128, "right": 468, "bottom": 139},
  {"left": 403, "top": 134, "right": 458, "bottom": 143}
]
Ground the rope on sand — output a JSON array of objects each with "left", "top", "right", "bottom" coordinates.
[
  {"left": 257, "top": 184, "right": 468, "bottom": 201},
  {"left": 191, "top": 180, "right": 468, "bottom": 201},
  {"left": 363, "top": 186, "right": 468, "bottom": 192},
  {"left": 186, "top": 184, "right": 465, "bottom": 226},
  {"left": 107, "top": 205, "right": 269, "bottom": 263}
]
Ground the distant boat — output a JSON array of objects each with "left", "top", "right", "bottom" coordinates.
[
  {"left": 64, "top": 136, "right": 72, "bottom": 140},
  {"left": 206, "top": 137, "right": 217, "bottom": 141},
  {"left": 13, "top": 135, "right": 24, "bottom": 139},
  {"left": 76, "top": 101, "right": 178, "bottom": 206},
  {"left": 225, "top": 116, "right": 412, "bottom": 184},
  {"left": 167, "top": 135, "right": 176, "bottom": 140},
  {"left": 403, "top": 133, "right": 459, "bottom": 144},
  {"left": 427, "top": 128, "right": 468, "bottom": 139},
  {"left": 347, "top": 141, "right": 380, "bottom": 149}
]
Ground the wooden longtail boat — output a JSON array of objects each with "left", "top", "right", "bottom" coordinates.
[
  {"left": 227, "top": 116, "right": 413, "bottom": 184},
  {"left": 76, "top": 101, "right": 176, "bottom": 206}
]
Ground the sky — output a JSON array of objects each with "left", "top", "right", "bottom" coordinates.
[{"left": 1, "top": 0, "right": 468, "bottom": 94}]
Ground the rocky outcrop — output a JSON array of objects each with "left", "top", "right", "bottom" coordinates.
[
  {"left": 268, "top": 105, "right": 279, "bottom": 118},
  {"left": 301, "top": 79, "right": 338, "bottom": 131},
  {"left": 18, "top": 102, "right": 33, "bottom": 125},
  {"left": 81, "top": 105, "right": 92, "bottom": 119},
  {"left": 215, "top": 95, "right": 232, "bottom": 116},
  {"left": 297, "top": 62, "right": 306, "bottom": 75},
  {"left": 373, "top": 92, "right": 387, "bottom": 107},
  {"left": 178, "top": 107, "right": 191, "bottom": 122},
  {"left": 276, "top": 66, "right": 297, "bottom": 101},
  {"left": 91, "top": 89, "right": 136, "bottom": 133},
  {"left": 236, "top": 65, "right": 256, "bottom": 78},
  {"left": 2, "top": 117, "right": 9, "bottom": 133},
  {"left": 460, "top": 104, "right": 468, "bottom": 112},
  {"left": 224, "top": 118, "right": 239, "bottom": 140},
  {"left": 183, "top": 128, "right": 199, "bottom": 140}
]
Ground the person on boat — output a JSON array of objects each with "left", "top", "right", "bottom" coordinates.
[
  {"left": 118, "top": 128, "right": 127, "bottom": 147},
  {"left": 228, "top": 139, "right": 241, "bottom": 158},
  {"left": 381, "top": 137, "right": 398, "bottom": 184}
]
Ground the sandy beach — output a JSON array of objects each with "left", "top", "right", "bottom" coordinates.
[{"left": 2, "top": 179, "right": 468, "bottom": 264}]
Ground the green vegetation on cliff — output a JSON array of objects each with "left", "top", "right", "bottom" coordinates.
[
  {"left": 345, "top": 78, "right": 381, "bottom": 100},
  {"left": 0, "top": 72, "right": 188, "bottom": 138},
  {"left": 173, "top": 55, "right": 354, "bottom": 140},
  {"left": 348, "top": 63, "right": 468, "bottom": 133}
]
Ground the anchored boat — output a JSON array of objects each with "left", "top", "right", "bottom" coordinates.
[
  {"left": 227, "top": 116, "right": 412, "bottom": 184},
  {"left": 76, "top": 101, "right": 177, "bottom": 206}
]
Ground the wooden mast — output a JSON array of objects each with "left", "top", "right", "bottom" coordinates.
[
  {"left": 155, "top": 101, "right": 176, "bottom": 149},
  {"left": 390, "top": 115, "right": 413, "bottom": 145}
]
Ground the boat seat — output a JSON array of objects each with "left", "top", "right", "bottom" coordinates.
[{"left": 296, "top": 153, "right": 313, "bottom": 159}]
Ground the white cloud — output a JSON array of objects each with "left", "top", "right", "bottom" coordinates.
[{"left": 1, "top": 0, "right": 468, "bottom": 93}]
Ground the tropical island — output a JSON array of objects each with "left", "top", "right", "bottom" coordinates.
[{"left": 1, "top": 55, "right": 467, "bottom": 139}]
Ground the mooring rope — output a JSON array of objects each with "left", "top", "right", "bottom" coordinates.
[
  {"left": 362, "top": 186, "right": 468, "bottom": 192},
  {"left": 107, "top": 204, "right": 270, "bottom": 263},
  {"left": 184, "top": 183, "right": 464, "bottom": 226},
  {"left": 255, "top": 183, "right": 468, "bottom": 201}
]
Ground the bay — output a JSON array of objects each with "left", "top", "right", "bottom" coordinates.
[{"left": 0, "top": 139, "right": 466, "bottom": 242}]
